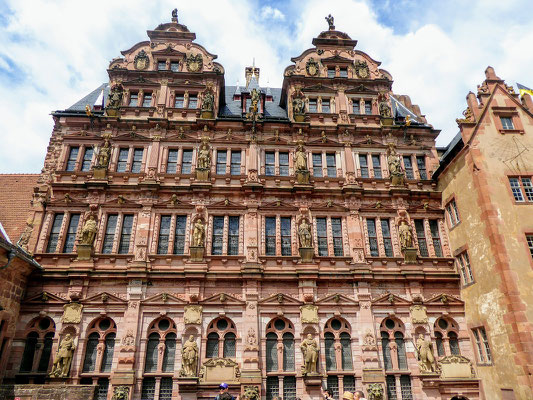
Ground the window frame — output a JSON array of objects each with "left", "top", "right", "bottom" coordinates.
[
  {"left": 205, "top": 317, "right": 237, "bottom": 359},
  {"left": 445, "top": 198, "right": 461, "bottom": 228},
  {"left": 472, "top": 326, "right": 493, "bottom": 365}
]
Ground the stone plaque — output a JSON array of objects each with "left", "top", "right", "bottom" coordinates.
[
  {"left": 438, "top": 355, "right": 475, "bottom": 379},
  {"left": 61, "top": 303, "right": 83, "bottom": 324},
  {"left": 199, "top": 358, "right": 240, "bottom": 383},
  {"left": 300, "top": 305, "right": 318, "bottom": 324},
  {"left": 184, "top": 305, "right": 202, "bottom": 324},
  {"left": 410, "top": 305, "right": 428, "bottom": 324},
  {"left": 362, "top": 368, "right": 385, "bottom": 383}
]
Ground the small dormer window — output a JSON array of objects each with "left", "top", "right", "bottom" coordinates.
[
  {"left": 129, "top": 92, "right": 138, "bottom": 107},
  {"left": 339, "top": 68, "right": 348, "bottom": 78},
  {"left": 309, "top": 99, "right": 317, "bottom": 113},
  {"left": 327, "top": 68, "right": 336, "bottom": 78},
  {"left": 188, "top": 94, "right": 197, "bottom": 109},
  {"left": 142, "top": 93, "right": 152, "bottom": 107},
  {"left": 170, "top": 62, "right": 179, "bottom": 72},
  {"left": 157, "top": 61, "right": 167, "bottom": 71}
]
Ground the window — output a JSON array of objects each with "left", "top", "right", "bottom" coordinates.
[
  {"left": 501, "top": 116, "right": 514, "bottom": 130},
  {"left": 326, "top": 153, "right": 336, "bottom": 177},
  {"left": 395, "top": 332, "right": 407, "bottom": 370},
  {"left": 381, "top": 219, "right": 393, "bottom": 257},
  {"left": 265, "top": 217, "right": 276, "bottom": 256},
  {"left": 331, "top": 217, "right": 343, "bottom": 256},
  {"left": 343, "top": 375, "right": 356, "bottom": 394},
  {"left": 188, "top": 94, "right": 197, "bottom": 109},
  {"left": 46, "top": 213, "right": 64, "bottom": 253},
  {"left": 457, "top": 251, "right": 474, "bottom": 285},
  {"left": 166, "top": 149, "right": 178, "bottom": 173},
  {"left": 414, "top": 219, "right": 428, "bottom": 257},
  {"left": 416, "top": 156, "right": 427, "bottom": 179},
  {"left": 403, "top": 156, "right": 414, "bottom": 179},
  {"left": 400, "top": 375, "right": 413, "bottom": 400},
  {"left": 322, "top": 99, "right": 330, "bottom": 113},
  {"left": 116, "top": 148, "right": 129, "bottom": 172},
  {"left": 327, "top": 68, "right": 336, "bottom": 78},
  {"left": 352, "top": 99, "right": 360, "bottom": 114},
  {"left": 20, "top": 317, "right": 55, "bottom": 374},
  {"left": 216, "top": 150, "right": 227, "bottom": 175},
  {"left": 265, "top": 318, "right": 295, "bottom": 392},
  {"left": 159, "top": 377, "right": 173, "bottom": 400},
  {"left": 381, "top": 318, "right": 407, "bottom": 371},
  {"left": 170, "top": 61, "right": 179, "bottom": 72},
  {"left": 227, "top": 216, "right": 240, "bottom": 255},
  {"left": 174, "top": 94, "right": 184, "bottom": 108},
  {"left": 131, "top": 148, "right": 144, "bottom": 173},
  {"left": 316, "top": 217, "right": 344, "bottom": 257},
  {"left": 230, "top": 151, "right": 241, "bottom": 175},
  {"left": 83, "top": 333, "right": 99, "bottom": 372},
  {"left": 367, "top": 219, "right": 379, "bottom": 257},
  {"left": 429, "top": 220, "right": 442, "bottom": 257},
  {"left": 118, "top": 215, "right": 134, "bottom": 254},
  {"left": 157, "top": 216, "right": 171, "bottom": 254},
  {"left": 449, "top": 332, "right": 460, "bottom": 355},
  {"left": 364, "top": 100, "right": 372, "bottom": 114},
  {"left": 325, "top": 332, "right": 336, "bottom": 370},
  {"left": 141, "top": 378, "right": 156, "bottom": 400},
  {"left": 157, "top": 61, "right": 166, "bottom": 71},
  {"left": 129, "top": 92, "right": 138, "bottom": 107},
  {"left": 434, "top": 317, "right": 461, "bottom": 357},
  {"left": 316, "top": 217, "right": 328, "bottom": 256},
  {"left": 81, "top": 147, "right": 94, "bottom": 172},
  {"left": 472, "top": 327, "right": 492, "bottom": 363},
  {"left": 309, "top": 98, "right": 317, "bottom": 113},
  {"left": 62, "top": 213, "right": 80, "bottom": 253},
  {"left": 96, "top": 379, "right": 109, "bottom": 400},
  {"left": 66, "top": 146, "right": 79, "bottom": 171},
  {"left": 327, "top": 376, "right": 339, "bottom": 400},
  {"left": 527, "top": 235, "right": 533, "bottom": 258},
  {"left": 211, "top": 216, "right": 224, "bottom": 255},
  {"left": 173, "top": 216, "right": 187, "bottom": 255},
  {"left": 435, "top": 332, "right": 445, "bottom": 356},
  {"left": 82, "top": 318, "right": 116, "bottom": 374},
  {"left": 283, "top": 377, "right": 296, "bottom": 400},
  {"left": 386, "top": 375, "right": 397, "bottom": 400},
  {"left": 324, "top": 318, "right": 352, "bottom": 373},
  {"left": 102, "top": 215, "right": 118, "bottom": 254},
  {"left": 509, "top": 177, "right": 533, "bottom": 202},
  {"left": 266, "top": 376, "right": 279, "bottom": 400},
  {"left": 279, "top": 152, "right": 289, "bottom": 176},
  {"left": 313, "top": 153, "right": 323, "bottom": 177},
  {"left": 446, "top": 199, "right": 461, "bottom": 227},
  {"left": 372, "top": 154, "right": 382, "bottom": 178},
  {"left": 206, "top": 318, "right": 237, "bottom": 358},
  {"left": 339, "top": 68, "right": 348, "bottom": 78},
  {"left": 265, "top": 151, "right": 275, "bottom": 176},
  {"left": 181, "top": 149, "right": 193, "bottom": 174},
  {"left": 144, "top": 318, "right": 177, "bottom": 375},
  {"left": 142, "top": 93, "right": 152, "bottom": 107},
  {"left": 101, "top": 333, "right": 116, "bottom": 372},
  {"left": 281, "top": 217, "right": 292, "bottom": 256},
  {"left": 359, "top": 154, "right": 369, "bottom": 178}
]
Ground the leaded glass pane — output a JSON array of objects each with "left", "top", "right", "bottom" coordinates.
[
  {"left": 46, "top": 213, "right": 64, "bottom": 253},
  {"left": 206, "top": 332, "right": 219, "bottom": 358},
  {"left": 96, "top": 378, "right": 109, "bottom": 400},
  {"left": 223, "top": 332, "right": 236, "bottom": 357},
  {"left": 403, "top": 156, "right": 414, "bottom": 179},
  {"left": 381, "top": 219, "right": 393, "bottom": 257},
  {"left": 175, "top": 94, "right": 184, "bottom": 108},
  {"left": 283, "top": 376, "right": 297, "bottom": 400},
  {"left": 386, "top": 375, "right": 397, "bottom": 400},
  {"left": 317, "top": 217, "right": 328, "bottom": 256},
  {"left": 325, "top": 332, "right": 336, "bottom": 371},
  {"left": 166, "top": 149, "right": 178, "bottom": 173},
  {"left": 327, "top": 375, "right": 339, "bottom": 400},
  {"left": 313, "top": 153, "right": 323, "bottom": 177},
  {"left": 228, "top": 216, "right": 239, "bottom": 255},
  {"left": 501, "top": 116, "right": 514, "bottom": 129},
  {"left": 173, "top": 216, "right": 187, "bottom": 255},
  {"left": 332, "top": 218, "right": 343, "bottom": 256},
  {"left": 429, "top": 220, "right": 442, "bottom": 257},
  {"left": 142, "top": 94, "right": 152, "bottom": 107},
  {"left": 416, "top": 156, "right": 427, "bottom": 179},
  {"left": 81, "top": 147, "right": 93, "bottom": 171},
  {"left": 365, "top": 100, "right": 372, "bottom": 114},
  {"left": 211, "top": 216, "right": 224, "bottom": 255},
  {"left": 435, "top": 332, "right": 445, "bottom": 357},
  {"left": 322, "top": 99, "right": 330, "bottom": 113},
  {"left": 66, "top": 146, "right": 79, "bottom": 171},
  {"left": 141, "top": 377, "right": 156, "bottom": 400},
  {"left": 283, "top": 332, "right": 295, "bottom": 371},
  {"left": 157, "top": 215, "right": 171, "bottom": 254},
  {"left": 118, "top": 215, "right": 134, "bottom": 254},
  {"left": 188, "top": 95, "right": 198, "bottom": 109},
  {"left": 101, "top": 333, "right": 115, "bottom": 372},
  {"left": 63, "top": 213, "right": 80, "bottom": 253},
  {"left": 395, "top": 332, "right": 407, "bottom": 370},
  {"left": 83, "top": 332, "right": 99, "bottom": 372},
  {"left": 381, "top": 333, "right": 392, "bottom": 371},
  {"left": 159, "top": 377, "right": 173, "bottom": 400},
  {"left": 266, "top": 332, "right": 278, "bottom": 371},
  {"left": 522, "top": 177, "right": 533, "bottom": 201},
  {"left": 309, "top": 99, "right": 317, "bottom": 113},
  {"left": 448, "top": 332, "right": 460, "bottom": 355},
  {"left": 281, "top": 217, "right": 292, "bottom": 256},
  {"left": 116, "top": 148, "right": 129, "bottom": 172},
  {"left": 414, "top": 219, "right": 428, "bottom": 257},
  {"left": 340, "top": 332, "right": 352, "bottom": 370},
  {"left": 359, "top": 154, "right": 369, "bottom": 178},
  {"left": 37, "top": 332, "right": 54, "bottom": 372},
  {"left": 343, "top": 375, "right": 355, "bottom": 393},
  {"left": 181, "top": 149, "right": 193, "bottom": 174},
  {"left": 372, "top": 154, "right": 382, "bottom": 178},
  {"left": 265, "top": 217, "right": 276, "bottom": 255},
  {"left": 266, "top": 376, "right": 279, "bottom": 400},
  {"left": 216, "top": 151, "right": 227, "bottom": 175},
  {"left": 163, "top": 333, "right": 176, "bottom": 372},
  {"left": 352, "top": 100, "right": 360, "bottom": 114},
  {"left": 480, "top": 328, "right": 492, "bottom": 362},
  {"left": 102, "top": 214, "right": 117, "bottom": 254},
  {"left": 230, "top": 151, "right": 241, "bottom": 175},
  {"left": 144, "top": 333, "right": 159, "bottom": 372},
  {"left": 131, "top": 148, "right": 144, "bottom": 173},
  {"left": 367, "top": 219, "right": 379, "bottom": 257},
  {"left": 279, "top": 152, "right": 289, "bottom": 176},
  {"left": 326, "top": 153, "right": 336, "bottom": 177},
  {"left": 129, "top": 93, "right": 138, "bottom": 107},
  {"left": 265, "top": 152, "right": 275, "bottom": 176},
  {"left": 400, "top": 375, "right": 413, "bottom": 400}
]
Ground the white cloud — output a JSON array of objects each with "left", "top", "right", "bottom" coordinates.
[{"left": 0, "top": 0, "right": 532, "bottom": 173}]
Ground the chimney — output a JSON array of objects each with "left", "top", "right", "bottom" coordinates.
[
  {"left": 521, "top": 92, "right": 533, "bottom": 111},
  {"left": 466, "top": 91, "right": 481, "bottom": 119},
  {"left": 484, "top": 66, "right": 501, "bottom": 81}
]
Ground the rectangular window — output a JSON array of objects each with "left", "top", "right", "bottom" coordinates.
[
  {"left": 166, "top": 149, "right": 178, "bottom": 173},
  {"left": 129, "top": 93, "right": 138, "bottom": 107},
  {"left": 266, "top": 377, "right": 279, "bottom": 400},
  {"left": 403, "top": 156, "right": 414, "bottom": 179},
  {"left": 188, "top": 94, "right": 197, "bottom": 109},
  {"left": 352, "top": 100, "right": 360, "bottom": 114},
  {"left": 131, "top": 148, "right": 144, "bottom": 173},
  {"left": 142, "top": 93, "right": 152, "bottom": 107},
  {"left": 339, "top": 68, "right": 348, "bottom": 78},
  {"left": 118, "top": 215, "right": 134, "bottom": 254},
  {"left": 230, "top": 151, "right": 241, "bottom": 175},
  {"left": 96, "top": 379, "right": 109, "bottom": 400},
  {"left": 157, "top": 61, "right": 166, "bottom": 71},
  {"left": 63, "top": 213, "right": 80, "bottom": 253},
  {"left": 327, "top": 68, "right": 336, "bottom": 78},
  {"left": 141, "top": 378, "right": 156, "bottom": 400},
  {"left": 501, "top": 116, "right": 514, "bottom": 130},
  {"left": 372, "top": 154, "right": 382, "bottom": 178},
  {"left": 343, "top": 375, "right": 355, "bottom": 393},
  {"left": 265, "top": 217, "right": 276, "bottom": 256},
  {"left": 446, "top": 199, "right": 460, "bottom": 227},
  {"left": 281, "top": 217, "right": 292, "bottom": 256},
  {"left": 416, "top": 155, "right": 427, "bottom": 179},
  {"left": 265, "top": 152, "right": 275, "bottom": 176},
  {"left": 527, "top": 235, "right": 533, "bottom": 259},
  {"left": 326, "top": 153, "right": 336, "bottom": 177},
  {"left": 381, "top": 219, "right": 393, "bottom": 257},
  {"left": 414, "top": 220, "right": 428, "bottom": 257},
  {"left": 159, "top": 377, "right": 173, "bottom": 400},
  {"left": 227, "top": 216, "right": 240, "bottom": 255},
  {"left": 400, "top": 375, "right": 413, "bottom": 400},
  {"left": 313, "top": 153, "right": 323, "bottom": 177},
  {"left": 367, "top": 219, "right": 379, "bottom": 256},
  {"left": 429, "top": 220, "right": 442, "bottom": 257},
  {"left": 322, "top": 99, "right": 330, "bottom": 113},
  {"left": 523, "top": 178, "right": 533, "bottom": 201},
  {"left": 66, "top": 147, "right": 79, "bottom": 171},
  {"left": 102, "top": 215, "right": 118, "bottom": 254},
  {"left": 81, "top": 148, "right": 93, "bottom": 172},
  {"left": 309, "top": 98, "right": 317, "bottom": 113},
  {"left": 331, "top": 218, "right": 343, "bottom": 256},
  {"left": 174, "top": 94, "right": 184, "bottom": 108},
  {"left": 181, "top": 149, "right": 193, "bottom": 174},
  {"left": 173, "top": 216, "right": 187, "bottom": 255},
  {"left": 216, "top": 151, "right": 227, "bottom": 175},
  {"left": 46, "top": 213, "right": 64, "bottom": 253},
  {"left": 283, "top": 376, "right": 296, "bottom": 400},
  {"left": 316, "top": 217, "right": 328, "bottom": 256},
  {"left": 359, "top": 154, "right": 369, "bottom": 178},
  {"left": 326, "top": 376, "right": 339, "bottom": 400},
  {"left": 117, "top": 148, "right": 129, "bottom": 172},
  {"left": 279, "top": 152, "right": 289, "bottom": 176},
  {"left": 157, "top": 215, "right": 172, "bottom": 254},
  {"left": 170, "top": 62, "right": 179, "bottom": 72},
  {"left": 386, "top": 375, "right": 397, "bottom": 400},
  {"left": 364, "top": 100, "right": 372, "bottom": 114},
  {"left": 211, "top": 216, "right": 224, "bottom": 255},
  {"left": 480, "top": 328, "right": 492, "bottom": 363},
  {"left": 457, "top": 251, "right": 474, "bottom": 284}
]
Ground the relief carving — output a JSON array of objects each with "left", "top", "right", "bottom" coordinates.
[
  {"left": 184, "top": 305, "right": 202, "bottom": 324},
  {"left": 61, "top": 303, "right": 83, "bottom": 324},
  {"left": 300, "top": 304, "right": 319, "bottom": 324},
  {"left": 410, "top": 305, "right": 428, "bottom": 324}
]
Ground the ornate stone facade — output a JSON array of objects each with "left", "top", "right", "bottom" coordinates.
[{"left": 5, "top": 11, "right": 481, "bottom": 400}]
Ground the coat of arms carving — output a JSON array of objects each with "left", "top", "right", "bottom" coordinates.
[
  {"left": 61, "top": 303, "right": 83, "bottom": 324},
  {"left": 184, "top": 305, "right": 202, "bottom": 324},
  {"left": 354, "top": 60, "right": 370, "bottom": 79},
  {"left": 134, "top": 50, "right": 149, "bottom": 70},
  {"left": 306, "top": 58, "right": 320, "bottom": 76},
  {"left": 186, "top": 53, "right": 203, "bottom": 72}
]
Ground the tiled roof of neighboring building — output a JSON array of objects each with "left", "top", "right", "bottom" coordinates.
[{"left": 0, "top": 174, "right": 39, "bottom": 241}]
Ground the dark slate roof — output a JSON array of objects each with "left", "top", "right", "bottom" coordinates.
[
  {"left": 432, "top": 132, "right": 464, "bottom": 180},
  {"left": 390, "top": 95, "right": 421, "bottom": 122},
  {"left": 220, "top": 86, "right": 288, "bottom": 120},
  {"left": 67, "top": 83, "right": 109, "bottom": 111}
]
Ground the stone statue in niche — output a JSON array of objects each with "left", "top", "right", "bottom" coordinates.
[
  {"left": 379, "top": 101, "right": 392, "bottom": 118},
  {"left": 301, "top": 334, "right": 319, "bottom": 375},
  {"left": 201, "top": 89, "right": 215, "bottom": 118},
  {"left": 398, "top": 220, "right": 413, "bottom": 249},
  {"left": 386, "top": 143, "right": 405, "bottom": 186},
  {"left": 192, "top": 218, "right": 205, "bottom": 247},
  {"left": 106, "top": 84, "right": 123, "bottom": 110},
  {"left": 180, "top": 335, "right": 198, "bottom": 377},
  {"left": 80, "top": 214, "right": 98, "bottom": 246},
  {"left": 197, "top": 137, "right": 211, "bottom": 170},
  {"left": 298, "top": 219, "right": 312, "bottom": 248},
  {"left": 50, "top": 334, "right": 76, "bottom": 378},
  {"left": 416, "top": 334, "right": 436, "bottom": 373},
  {"left": 294, "top": 142, "right": 308, "bottom": 172}
]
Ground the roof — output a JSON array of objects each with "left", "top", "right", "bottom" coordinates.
[
  {"left": 219, "top": 86, "right": 288, "bottom": 120},
  {"left": 0, "top": 174, "right": 39, "bottom": 240},
  {"left": 431, "top": 132, "right": 464, "bottom": 180},
  {"left": 390, "top": 95, "right": 421, "bottom": 123},
  {"left": 67, "top": 83, "right": 109, "bottom": 111}
]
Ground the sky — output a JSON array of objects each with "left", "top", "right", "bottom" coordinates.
[{"left": 1, "top": 0, "right": 532, "bottom": 173}]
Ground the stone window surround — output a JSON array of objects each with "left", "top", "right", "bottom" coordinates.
[
  {"left": 492, "top": 106, "right": 525, "bottom": 134},
  {"left": 79, "top": 317, "right": 117, "bottom": 376},
  {"left": 453, "top": 247, "right": 475, "bottom": 286},
  {"left": 445, "top": 197, "right": 461, "bottom": 229},
  {"left": 204, "top": 316, "right": 238, "bottom": 359},
  {"left": 347, "top": 96, "right": 375, "bottom": 115},
  {"left": 411, "top": 217, "right": 448, "bottom": 258},
  {"left": 432, "top": 316, "right": 462, "bottom": 357},
  {"left": 305, "top": 94, "right": 336, "bottom": 114},
  {"left": 153, "top": 57, "right": 181, "bottom": 72},
  {"left": 60, "top": 143, "right": 95, "bottom": 172},
  {"left": 260, "top": 148, "right": 342, "bottom": 178},
  {"left": 265, "top": 317, "right": 295, "bottom": 374},
  {"left": 379, "top": 316, "right": 407, "bottom": 372},
  {"left": 95, "top": 212, "right": 138, "bottom": 255},
  {"left": 126, "top": 89, "right": 155, "bottom": 108},
  {"left": 312, "top": 215, "right": 348, "bottom": 258},
  {"left": 111, "top": 145, "right": 148, "bottom": 174},
  {"left": 470, "top": 326, "right": 493, "bottom": 365},
  {"left": 39, "top": 209, "right": 84, "bottom": 254},
  {"left": 323, "top": 317, "right": 353, "bottom": 373},
  {"left": 354, "top": 151, "right": 387, "bottom": 179},
  {"left": 212, "top": 148, "right": 246, "bottom": 176},
  {"left": 18, "top": 316, "right": 56, "bottom": 375},
  {"left": 506, "top": 175, "right": 533, "bottom": 203},
  {"left": 169, "top": 90, "right": 199, "bottom": 109},
  {"left": 310, "top": 151, "right": 342, "bottom": 178},
  {"left": 150, "top": 213, "right": 191, "bottom": 256},
  {"left": 160, "top": 146, "right": 195, "bottom": 175},
  {"left": 362, "top": 216, "right": 401, "bottom": 259},
  {"left": 206, "top": 214, "right": 244, "bottom": 257},
  {"left": 260, "top": 214, "right": 296, "bottom": 257},
  {"left": 142, "top": 316, "right": 178, "bottom": 376}
]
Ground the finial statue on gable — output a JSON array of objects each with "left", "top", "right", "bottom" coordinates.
[
  {"left": 325, "top": 14, "right": 335, "bottom": 30},
  {"left": 171, "top": 8, "right": 178, "bottom": 23}
]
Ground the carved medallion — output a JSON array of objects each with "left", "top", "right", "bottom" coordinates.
[
  {"left": 184, "top": 305, "right": 202, "bottom": 324},
  {"left": 186, "top": 53, "right": 203, "bottom": 72},
  {"left": 61, "top": 303, "right": 83, "bottom": 324},
  {"left": 354, "top": 60, "right": 370, "bottom": 79},
  {"left": 306, "top": 58, "right": 320, "bottom": 76},
  {"left": 134, "top": 50, "right": 149, "bottom": 70},
  {"left": 300, "top": 304, "right": 319, "bottom": 324}
]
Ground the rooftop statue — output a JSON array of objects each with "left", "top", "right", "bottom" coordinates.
[{"left": 325, "top": 14, "right": 335, "bottom": 29}]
